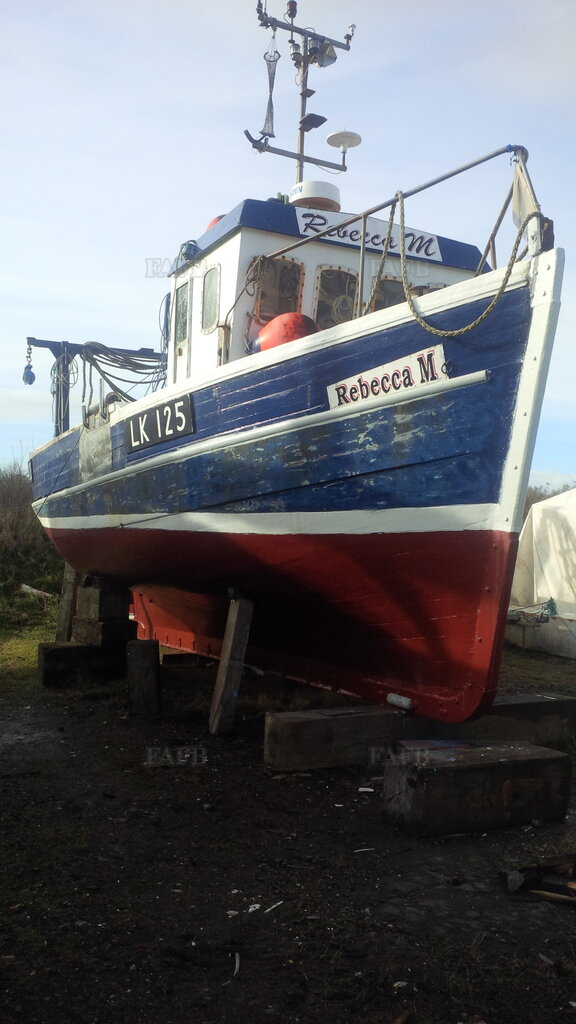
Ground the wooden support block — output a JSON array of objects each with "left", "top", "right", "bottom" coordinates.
[
  {"left": 264, "top": 694, "right": 576, "bottom": 771},
  {"left": 436, "top": 693, "right": 576, "bottom": 749},
  {"left": 382, "top": 741, "right": 571, "bottom": 837},
  {"left": 38, "top": 642, "right": 127, "bottom": 688},
  {"left": 71, "top": 616, "right": 138, "bottom": 648},
  {"left": 127, "top": 640, "right": 160, "bottom": 716},
  {"left": 39, "top": 642, "right": 85, "bottom": 688},
  {"left": 209, "top": 596, "right": 253, "bottom": 735},
  {"left": 55, "top": 563, "right": 81, "bottom": 642},
  {"left": 75, "top": 647, "right": 128, "bottom": 686},
  {"left": 265, "top": 706, "right": 404, "bottom": 771},
  {"left": 76, "top": 582, "right": 131, "bottom": 622}
]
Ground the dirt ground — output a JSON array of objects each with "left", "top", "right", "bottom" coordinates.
[{"left": 2, "top": 642, "right": 576, "bottom": 1024}]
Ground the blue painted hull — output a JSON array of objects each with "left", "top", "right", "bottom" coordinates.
[{"left": 33, "top": 286, "right": 527, "bottom": 516}]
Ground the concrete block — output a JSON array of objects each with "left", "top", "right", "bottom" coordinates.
[
  {"left": 506, "top": 618, "right": 576, "bottom": 660},
  {"left": 382, "top": 741, "right": 571, "bottom": 837}
]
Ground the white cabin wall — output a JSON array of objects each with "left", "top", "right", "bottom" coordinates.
[
  {"left": 169, "top": 234, "right": 243, "bottom": 387},
  {"left": 225, "top": 226, "right": 475, "bottom": 362},
  {"left": 227, "top": 229, "right": 304, "bottom": 362},
  {"left": 192, "top": 233, "right": 242, "bottom": 379}
]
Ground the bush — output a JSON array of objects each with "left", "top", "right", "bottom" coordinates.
[
  {"left": 523, "top": 481, "right": 574, "bottom": 522},
  {"left": 0, "top": 461, "right": 64, "bottom": 599},
  {"left": 0, "top": 590, "right": 59, "bottom": 633}
]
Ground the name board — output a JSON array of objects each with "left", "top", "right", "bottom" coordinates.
[
  {"left": 327, "top": 345, "right": 448, "bottom": 409},
  {"left": 125, "top": 395, "right": 194, "bottom": 453},
  {"left": 295, "top": 210, "right": 442, "bottom": 263}
]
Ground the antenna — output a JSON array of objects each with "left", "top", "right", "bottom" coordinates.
[
  {"left": 245, "top": 3, "right": 360, "bottom": 183},
  {"left": 327, "top": 131, "right": 363, "bottom": 155}
]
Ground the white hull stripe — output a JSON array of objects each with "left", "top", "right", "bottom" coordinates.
[{"left": 38, "top": 503, "right": 512, "bottom": 537}]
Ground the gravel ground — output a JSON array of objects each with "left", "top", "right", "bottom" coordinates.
[{"left": 1, "top": 643, "right": 576, "bottom": 1023}]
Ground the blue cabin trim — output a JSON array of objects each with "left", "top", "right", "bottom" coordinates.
[{"left": 174, "top": 199, "right": 485, "bottom": 274}]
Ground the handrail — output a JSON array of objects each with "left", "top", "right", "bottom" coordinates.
[
  {"left": 475, "top": 185, "right": 513, "bottom": 274},
  {"left": 264, "top": 145, "right": 533, "bottom": 322},
  {"left": 265, "top": 145, "right": 522, "bottom": 262}
]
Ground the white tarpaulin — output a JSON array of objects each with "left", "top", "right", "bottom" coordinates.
[{"left": 510, "top": 488, "right": 576, "bottom": 617}]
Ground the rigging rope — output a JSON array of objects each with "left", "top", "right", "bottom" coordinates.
[
  {"left": 396, "top": 190, "right": 542, "bottom": 337},
  {"left": 364, "top": 201, "right": 397, "bottom": 315},
  {"left": 80, "top": 343, "right": 162, "bottom": 403}
]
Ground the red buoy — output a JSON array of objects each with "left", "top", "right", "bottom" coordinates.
[
  {"left": 205, "top": 215, "right": 224, "bottom": 232},
  {"left": 253, "top": 313, "right": 319, "bottom": 352}
]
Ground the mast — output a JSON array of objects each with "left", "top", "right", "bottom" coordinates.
[
  {"left": 245, "top": 2, "right": 358, "bottom": 182},
  {"left": 296, "top": 29, "right": 309, "bottom": 184}
]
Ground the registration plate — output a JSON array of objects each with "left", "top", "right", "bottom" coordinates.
[{"left": 125, "top": 395, "right": 194, "bottom": 453}]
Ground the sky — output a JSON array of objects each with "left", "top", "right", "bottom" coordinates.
[{"left": 1, "top": 0, "right": 575, "bottom": 489}]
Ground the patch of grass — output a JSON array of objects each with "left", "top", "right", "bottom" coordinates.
[
  {"left": 0, "top": 596, "right": 58, "bottom": 687},
  {"left": 499, "top": 643, "right": 576, "bottom": 694}
]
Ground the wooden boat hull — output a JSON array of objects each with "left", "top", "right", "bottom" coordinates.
[{"left": 31, "top": 251, "right": 564, "bottom": 721}]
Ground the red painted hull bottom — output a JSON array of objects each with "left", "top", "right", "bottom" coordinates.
[{"left": 47, "top": 525, "right": 518, "bottom": 723}]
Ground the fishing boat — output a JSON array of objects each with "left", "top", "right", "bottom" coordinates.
[{"left": 27, "top": 2, "right": 563, "bottom": 722}]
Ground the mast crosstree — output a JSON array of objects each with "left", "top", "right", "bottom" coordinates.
[{"left": 245, "top": 1, "right": 360, "bottom": 182}]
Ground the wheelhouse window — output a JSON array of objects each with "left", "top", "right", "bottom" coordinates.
[
  {"left": 253, "top": 257, "right": 304, "bottom": 322},
  {"left": 315, "top": 267, "right": 358, "bottom": 330},
  {"left": 372, "top": 278, "right": 405, "bottom": 311},
  {"left": 370, "top": 278, "right": 435, "bottom": 312},
  {"left": 174, "top": 282, "right": 189, "bottom": 345},
  {"left": 202, "top": 266, "right": 220, "bottom": 332},
  {"left": 411, "top": 284, "right": 436, "bottom": 297}
]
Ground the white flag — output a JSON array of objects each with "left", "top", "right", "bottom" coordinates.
[{"left": 512, "top": 161, "right": 540, "bottom": 228}]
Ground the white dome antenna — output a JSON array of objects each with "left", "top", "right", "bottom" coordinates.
[{"left": 327, "top": 130, "right": 362, "bottom": 155}]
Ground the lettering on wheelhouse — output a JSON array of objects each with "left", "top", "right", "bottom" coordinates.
[
  {"left": 327, "top": 345, "right": 448, "bottom": 409},
  {"left": 125, "top": 395, "right": 194, "bottom": 453},
  {"left": 295, "top": 210, "right": 442, "bottom": 262}
]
